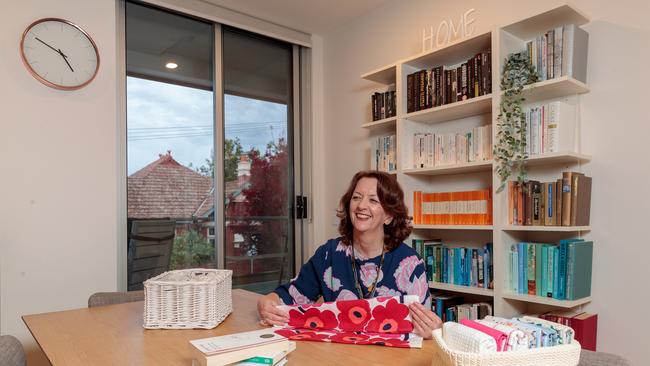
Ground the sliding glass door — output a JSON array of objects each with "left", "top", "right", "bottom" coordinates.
[
  {"left": 124, "top": 2, "right": 301, "bottom": 293},
  {"left": 222, "top": 28, "right": 295, "bottom": 293}
]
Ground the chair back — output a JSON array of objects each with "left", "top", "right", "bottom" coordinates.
[{"left": 127, "top": 219, "right": 175, "bottom": 291}]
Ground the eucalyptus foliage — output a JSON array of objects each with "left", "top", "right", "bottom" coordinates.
[{"left": 494, "top": 52, "right": 539, "bottom": 192}]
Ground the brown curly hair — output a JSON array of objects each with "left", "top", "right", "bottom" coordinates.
[{"left": 337, "top": 170, "right": 412, "bottom": 251}]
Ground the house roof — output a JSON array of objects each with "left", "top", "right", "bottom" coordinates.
[{"left": 128, "top": 152, "right": 213, "bottom": 219}]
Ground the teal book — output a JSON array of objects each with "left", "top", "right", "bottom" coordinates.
[
  {"left": 511, "top": 245, "right": 518, "bottom": 293},
  {"left": 541, "top": 245, "right": 548, "bottom": 297},
  {"left": 424, "top": 244, "right": 435, "bottom": 281},
  {"left": 552, "top": 247, "right": 560, "bottom": 299},
  {"left": 535, "top": 244, "right": 543, "bottom": 296},
  {"left": 517, "top": 243, "right": 527, "bottom": 294},
  {"left": 527, "top": 243, "right": 536, "bottom": 295},
  {"left": 566, "top": 241, "right": 593, "bottom": 300},
  {"left": 558, "top": 238, "right": 584, "bottom": 299}
]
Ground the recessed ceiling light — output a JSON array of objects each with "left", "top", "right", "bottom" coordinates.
[{"left": 165, "top": 62, "right": 178, "bottom": 69}]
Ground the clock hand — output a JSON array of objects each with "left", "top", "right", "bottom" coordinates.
[
  {"left": 35, "top": 37, "right": 60, "bottom": 54},
  {"left": 58, "top": 49, "right": 74, "bottom": 72}
]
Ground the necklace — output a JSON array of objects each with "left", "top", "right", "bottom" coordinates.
[{"left": 350, "top": 243, "right": 385, "bottom": 299}]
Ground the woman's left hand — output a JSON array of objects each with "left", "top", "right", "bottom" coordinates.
[{"left": 409, "top": 302, "right": 442, "bottom": 339}]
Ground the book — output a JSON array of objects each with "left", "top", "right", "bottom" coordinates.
[
  {"left": 571, "top": 312, "right": 598, "bottom": 351},
  {"left": 561, "top": 172, "right": 578, "bottom": 226},
  {"left": 190, "top": 329, "right": 294, "bottom": 366},
  {"left": 234, "top": 345, "right": 296, "bottom": 366},
  {"left": 570, "top": 174, "right": 592, "bottom": 226},
  {"left": 562, "top": 24, "right": 589, "bottom": 83},
  {"left": 566, "top": 240, "right": 593, "bottom": 300}
]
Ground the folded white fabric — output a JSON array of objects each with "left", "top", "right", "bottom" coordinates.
[
  {"left": 476, "top": 319, "right": 530, "bottom": 351},
  {"left": 521, "top": 316, "right": 574, "bottom": 345},
  {"left": 442, "top": 321, "right": 497, "bottom": 354}
]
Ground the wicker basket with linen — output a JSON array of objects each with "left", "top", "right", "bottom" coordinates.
[
  {"left": 143, "top": 269, "right": 232, "bottom": 329},
  {"left": 431, "top": 328, "right": 581, "bottom": 366}
]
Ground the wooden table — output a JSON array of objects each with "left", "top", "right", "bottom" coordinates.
[{"left": 23, "top": 289, "right": 435, "bottom": 365}]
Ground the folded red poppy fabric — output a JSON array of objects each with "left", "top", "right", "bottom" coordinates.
[{"left": 274, "top": 295, "right": 423, "bottom": 348}]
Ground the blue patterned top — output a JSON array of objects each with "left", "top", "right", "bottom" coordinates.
[{"left": 274, "top": 238, "right": 431, "bottom": 308}]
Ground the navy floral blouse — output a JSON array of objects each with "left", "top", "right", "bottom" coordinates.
[{"left": 274, "top": 238, "right": 431, "bottom": 309}]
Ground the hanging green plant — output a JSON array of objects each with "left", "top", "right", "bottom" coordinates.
[{"left": 494, "top": 51, "right": 539, "bottom": 192}]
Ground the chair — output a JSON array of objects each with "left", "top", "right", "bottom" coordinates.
[
  {"left": 127, "top": 219, "right": 176, "bottom": 291},
  {"left": 578, "top": 350, "right": 631, "bottom": 366},
  {"left": 88, "top": 290, "right": 145, "bottom": 307},
  {"left": 0, "top": 335, "right": 25, "bottom": 366}
]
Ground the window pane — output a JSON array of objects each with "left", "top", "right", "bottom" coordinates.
[
  {"left": 126, "top": 2, "right": 214, "bottom": 290},
  {"left": 222, "top": 28, "right": 294, "bottom": 294}
]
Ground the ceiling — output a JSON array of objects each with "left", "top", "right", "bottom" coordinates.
[{"left": 202, "top": 0, "right": 392, "bottom": 34}]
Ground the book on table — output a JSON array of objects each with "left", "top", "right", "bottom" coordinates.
[{"left": 190, "top": 328, "right": 296, "bottom": 366}]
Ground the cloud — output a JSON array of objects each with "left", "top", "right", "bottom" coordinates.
[{"left": 126, "top": 77, "right": 287, "bottom": 175}]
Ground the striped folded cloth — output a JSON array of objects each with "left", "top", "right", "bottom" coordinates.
[
  {"left": 476, "top": 319, "right": 530, "bottom": 351},
  {"left": 484, "top": 316, "right": 541, "bottom": 349},
  {"left": 521, "top": 316, "right": 574, "bottom": 345},
  {"left": 442, "top": 322, "right": 497, "bottom": 354},
  {"left": 459, "top": 319, "right": 508, "bottom": 352}
]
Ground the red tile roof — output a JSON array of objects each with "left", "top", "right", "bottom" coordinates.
[{"left": 127, "top": 152, "right": 213, "bottom": 219}]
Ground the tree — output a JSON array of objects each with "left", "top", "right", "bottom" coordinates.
[
  {"left": 226, "top": 138, "right": 289, "bottom": 258},
  {"left": 194, "top": 138, "right": 243, "bottom": 181}
]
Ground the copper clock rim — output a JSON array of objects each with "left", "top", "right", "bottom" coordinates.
[{"left": 20, "top": 17, "right": 101, "bottom": 91}]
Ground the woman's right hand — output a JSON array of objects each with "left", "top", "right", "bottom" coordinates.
[{"left": 257, "top": 292, "right": 289, "bottom": 326}]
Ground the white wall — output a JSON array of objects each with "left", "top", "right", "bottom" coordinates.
[
  {"left": 0, "top": 0, "right": 118, "bottom": 364},
  {"left": 319, "top": 0, "right": 650, "bottom": 364}
]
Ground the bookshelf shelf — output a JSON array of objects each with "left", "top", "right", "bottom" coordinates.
[
  {"left": 502, "top": 292, "right": 591, "bottom": 308},
  {"left": 501, "top": 4, "right": 589, "bottom": 40},
  {"left": 524, "top": 152, "right": 591, "bottom": 167},
  {"left": 361, "top": 63, "right": 396, "bottom": 85},
  {"left": 361, "top": 5, "right": 593, "bottom": 318},
  {"left": 429, "top": 282, "right": 494, "bottom": 297},
  {"left": 402, "top": 32, "right": 492, "bottom": 69},
  {"left": 361, "top": 117, "right": 396, "bottom": 129},
  {"left": 503, "top": 225, "right": 591, "bottom": 232},
  {"left": 515, "top": 76, "right": 589, "bottom": 104},
  {"left": 403, "top": 160, "right": 492, "bottom": 176},
  {"left": 404, "top": 94, "right": 492, "bottom": 123},
  {"left": 412, "top": 224, "right": 493, "bottom": 231}
]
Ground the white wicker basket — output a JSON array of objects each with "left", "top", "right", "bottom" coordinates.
[
  {"left": 431, "top": 329, "right": 581, "bottom": 366},
  {"left": 143, "top": 269, "right": 232, "bottom": 329}
]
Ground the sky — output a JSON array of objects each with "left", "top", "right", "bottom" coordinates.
[{"left": 126, "top": 77, "right": 288, "bottom": 175}]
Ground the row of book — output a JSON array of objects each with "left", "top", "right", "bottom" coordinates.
[
  {"left": 413, "top": 188, "right": 493, "bottom": 225},
  {"left": 540, "top": 310, "right": 597, "bottom": 351},
  {"left": 412, "top": 124, "right": 492, "bottom": 169},
  {"left": 406, "top": 49, "right": 492, "bottom": 113},
  {"left": 413, "top": 239, "right": 494, "bottom": 289},
  {"left": 371, "top": 90, "right": 397, "bottom": 121},
  {"left": 431, "top": 293, "right": 492, "bottom": 323},
  {"left": 509, "top": 239, "right": 593, "bottom": 301},
  {"left": 526, "top": 24, "right": 588, "bottom": 83},
  {"left": 190, "top": 328, "right": 295, "bottom": 366},
  {"left": 370, "top": 134, "right": 396, "bottom": 172},
  {"left": 508, "top": 172, "right": 591, "bottom": 227},
  {"left": 524, "top": 99, "right": 576, "bottom": 156}
]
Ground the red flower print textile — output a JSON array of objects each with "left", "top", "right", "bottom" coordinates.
[
  {"left": 288, "top": 307, "right": 337, "bottom": 330},
  {"left": 274, "top": 295, "right": 423, "bottom": 348},
  {"left": 336, "top": 299, "right": 371, "bottom": 331},
  {"left": 364, "top": 298, "right": 413, "bottom": 333}
]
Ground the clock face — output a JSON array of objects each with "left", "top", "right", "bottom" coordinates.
[{"left": 20, "top": 18, "right": 100, "bottom": 90}]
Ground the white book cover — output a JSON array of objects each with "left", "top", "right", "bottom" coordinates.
[
  {"left": 545, "top": 98, "right": 577, "bottom": 153},
  {"left": 190, "top": 328, "right": 288, "bottom": 356}
]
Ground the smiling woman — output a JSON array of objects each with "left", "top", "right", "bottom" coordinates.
[{"left": 257, "top": 170, "right": 443, "bottom": 339}]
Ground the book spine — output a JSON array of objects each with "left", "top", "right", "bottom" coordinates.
[
  {"left": 552, "top": 247, "right": 559, "bottom": 299},
  {"left": 558, "top": 241, "right": 568, "bottom": 299},
  {"left": 561, "top": 172, "right": 572, "bottom": 226}
]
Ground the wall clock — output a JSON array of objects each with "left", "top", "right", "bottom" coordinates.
[{"left": 20, "top": 18, "right": 100, "bottom": 90}]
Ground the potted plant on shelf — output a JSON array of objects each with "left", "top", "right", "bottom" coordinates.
[{"left": 494, "top": 51, "right": 539, "bottom": 192}]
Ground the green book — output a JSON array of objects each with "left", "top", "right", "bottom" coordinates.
[
  {"left": 566, "top": 241, "right": 593, "bottom": 300},
  {"left": 535, "top": 244, "right": 543, "bottom": 296}
]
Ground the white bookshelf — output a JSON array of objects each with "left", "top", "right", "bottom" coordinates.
[
  {"left": 501, "top": 292, "right": 591, "bottom": 309},
  {"left": 429, "top": 282, "right": 494, "bottom": 297},
  {"left": 361, "top": 117, "right": 396, "bottom": 129},
  {"left": 502, "top": 225, "right": 590, "bottom": 232},
  {"left": 360, "top": 5, "right": 593, "bottom": 318},
  {"left": 402, "top": 160, "right": 492, "bottom": 176},
  {"left": 412, "top": 224, "right": 493, "bottom": 231}
]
